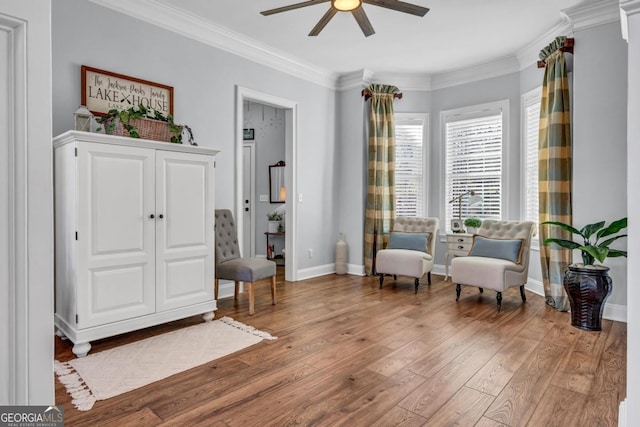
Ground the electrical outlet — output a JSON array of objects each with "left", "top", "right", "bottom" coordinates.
[
  {"left": 308, "top": 248, "right": 313, "bottom": 258},
  {"left": 259, "top": 194, "right": 269, "bottom": 202}
]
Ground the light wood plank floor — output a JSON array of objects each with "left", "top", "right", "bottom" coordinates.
[{"left": 55, "top": 271, "right": 626, "bottom": 426}]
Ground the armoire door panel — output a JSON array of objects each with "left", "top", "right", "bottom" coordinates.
[
  {"left": 162, "top": 256, "right": 208, "bottom": 302},
  {"left": 81, "top": 264, "right": 153, "bottom": 327},
  {"left": 161, "top": 159, "right": 207, "bottom": 248},
  {"left": 77, "top": 142, "right": 156, "bottom": 327},
  {"left": 91, "top": 154, "right": 149, "bottom": 255},
  {"left": 156, "top": 151, "right": 214, "bottom": 311}
]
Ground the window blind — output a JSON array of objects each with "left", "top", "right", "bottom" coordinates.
[
  {"left": 395, "top": 122, "right": 425, "bottom": 217},
  {"left": 445, "top": 114, "right": 503, "bottom": 228}
]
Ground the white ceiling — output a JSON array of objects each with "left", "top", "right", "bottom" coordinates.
[{"left": 154, "top": 0, "right": 587, "bottom": 76}]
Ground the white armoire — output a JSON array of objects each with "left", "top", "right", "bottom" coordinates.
[{"left": 53, "top": 131, "right": 218, "bottom": 357}]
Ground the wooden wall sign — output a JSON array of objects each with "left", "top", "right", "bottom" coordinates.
[{"left": 81, "top": 65, "right": 174, "bottom": 117}]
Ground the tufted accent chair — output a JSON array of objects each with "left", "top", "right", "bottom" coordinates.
[
  {"left": 376, "top": 217, "right": 439, "bottom": 293},
  {"left": 451, "top": 220, "right": 535, "bottom": 311},
  {"left": 214, "top": 209, "right": 276, "bottom": 315}
]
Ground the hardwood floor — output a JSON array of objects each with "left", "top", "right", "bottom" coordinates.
[{"left": 55, "top": 271, "right": 627, "bottom": 426}]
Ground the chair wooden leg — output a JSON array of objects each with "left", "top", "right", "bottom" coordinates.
[
  {"left": 520, "top": 285, "right": 527, "bottom": 302},
  {"left": 249, "top": 282, "right": 255, "bottom": 315},
  {"left": 456, "top": 284, "right": 461, "bottom": 301},
  {"left": 414, "top": 278, "right": 419, "bottom": 294},
  {"left": 496, "top": 291, "right": 502, "bottom": 311},
  {"left": 234, "top": 281, "right": 240, "bottom": 300},
  {"left": 379, "top": 274, "right": 384, "bottom": 289},
  {"left": 214, "top": 278, "right": 219, "bottom": 300},
  {"left": 428, "top": 272, "right": 431, "bottom": 285},
  {"left": 271, "top": 275, "right": 277, "bottom": 305}
]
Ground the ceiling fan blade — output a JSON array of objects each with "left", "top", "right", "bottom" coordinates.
[
  {"left": 362, "top": 0, "right": 429, "bottom": 17},
  {"left": 351, "top": 8, "right": 375, "bottom": 37},
  {"left": 309, "top": 7, "right": 338, "bottom": 36},
  {"left": 261, "top": 0, "right": 330, "bottom": 16}
]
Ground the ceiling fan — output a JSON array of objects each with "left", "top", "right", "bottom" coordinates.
[{"left": 261, "top": 0, "right": 429, "bottom": 37}]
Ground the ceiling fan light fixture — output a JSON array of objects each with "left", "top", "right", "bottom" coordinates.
[{"left": 332, "top": 0, "right": 361, "bottom": 12}]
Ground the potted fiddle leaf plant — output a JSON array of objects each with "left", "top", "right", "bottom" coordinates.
[{"left": 542, "top": 217, "right": 627, "bottom": 331}]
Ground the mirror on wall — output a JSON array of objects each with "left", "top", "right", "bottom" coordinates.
[{"left": 269, "top": 161, "right": 286, "bottom": 203}]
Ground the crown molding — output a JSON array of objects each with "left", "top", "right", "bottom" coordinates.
[
  {"left": 88, "top": 0, "right": 339, "bottom": 90},
  {"left": 516, "top": 20, "right": 574, "bottom": 70},
  {"left": 369, "top": 73, "right": 431, "bottom": 91},
  {"left": 430, "top": 56, "right": 521, "bottom": 90},
  {"left": 336, "top": 69, "right": 374, "bottom": 91},
  {"left": 562, "top": 0, "right": 620, "bottom": 31},
  {"left": 620, "top": 0, "right": 640, "bottom": 15},
  {"left": 620, "top": 0, "right": 640, "bottom": 41}
]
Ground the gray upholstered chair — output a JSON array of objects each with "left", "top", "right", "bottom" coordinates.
[
  {"left": 376, "top": 217, "right": 439, "bottom": 293},
  {"left": 214, "top": 209, "right": 277, "bottom": 315},
  {"left": 451, "top": 220, "right": 535, "bottom": 311}
]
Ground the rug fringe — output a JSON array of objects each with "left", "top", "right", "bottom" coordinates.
[
  {"left": 54, "top": 360, "right": 96, "bottom": 411},
  {"left": 218, "top": 316, "right": 277, "bottom": 340}
]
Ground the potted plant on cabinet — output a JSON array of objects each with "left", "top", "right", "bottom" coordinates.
[
  {"left": 267, "top": 212, "right": 283, "bottom": 233},
  {"left": 464, "top": 218, "right": 482, "bottom": 234},
  {"left": 95, "top": 104, "right": 194, "bottom": 144},
  {"left": 542, "top": 217, "right": 627, "bottom": 331}
]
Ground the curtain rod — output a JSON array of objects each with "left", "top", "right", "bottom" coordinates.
[
  {"left": 361, "top": 89, "right": 403, "bottom": 101},
  {"left": 537, "top": 38, "right": 574, "bottom": 68}
]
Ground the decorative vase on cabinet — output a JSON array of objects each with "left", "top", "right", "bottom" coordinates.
[{"left": 53, "top": 131, "right": 219, "bottom": 357}]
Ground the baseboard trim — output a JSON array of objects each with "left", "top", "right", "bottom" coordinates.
[
  {"left": 525, "top": 278, "right": 627, "bottom": 323},
  {"left": 619, "top": 398, "right": 627, "bottom": 427},
  {"left": 290, "top": 265, "right": 628, "bottom": 323},
  {"left": 347, "top": 264, "right": 365, "bottom": 276},
  {"left": 215, "top": 279, "right": 238, "bottom": 300},
  {"left": 297, "top": 264, "right": 336, "bottom": 281}
]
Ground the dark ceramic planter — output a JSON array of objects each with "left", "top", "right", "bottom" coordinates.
[{"left": 563, "top": 265, "right": 612, "bottom": 331}]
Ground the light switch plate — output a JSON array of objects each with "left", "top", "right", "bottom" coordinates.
[{"left": 259, "top": 194, "right": 269, "bottom": 202}]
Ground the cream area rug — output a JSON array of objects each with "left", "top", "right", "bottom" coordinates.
[{"left": 54, "top": 316, "right": 276, "bottom": 411}]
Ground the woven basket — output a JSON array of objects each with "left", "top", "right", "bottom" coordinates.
[{"left": 106, "top": 117, "right": 178, "bottom": 143}]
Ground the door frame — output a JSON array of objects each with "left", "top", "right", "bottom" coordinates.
[
  {"left": 1, "top": 2, "right": 53, "bottom": 404},
  {"left": 235, "top": 86, "right": 297, "bottom": 281}
]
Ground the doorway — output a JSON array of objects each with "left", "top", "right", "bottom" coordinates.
[{"left": 236, "top": 86, "right": 297, "bottom": 281}]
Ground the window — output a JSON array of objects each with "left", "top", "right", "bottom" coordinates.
[
  {"left": 522, "top": 87, "right": 542, "bottom": 240},
  {"left": 443, "top": 100, "right": 508, "bottom": 232},
  {"left": 395, "top": 113, "right": 429, "bottom": 217}
]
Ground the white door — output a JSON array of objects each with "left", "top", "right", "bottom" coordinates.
[
  {"left": 242, "top": 144, "right": 255, "bottom": 257},
  {"left": 155, "top": 151, "right": 214, "bottom": 311},
  {"left": 76, "top": 142, "right": 156, "bottom": 328}
]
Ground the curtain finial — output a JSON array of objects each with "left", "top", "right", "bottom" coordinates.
[{"left": 537, "top": 37, "right": 574, "bottom": 68}]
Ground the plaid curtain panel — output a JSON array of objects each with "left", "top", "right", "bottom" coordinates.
[
  {"left": 538, "top": 37, "right": 572, "bottom": 311},
  {"left": 364, "top": 84, "right": 398, "bottom": 276}
]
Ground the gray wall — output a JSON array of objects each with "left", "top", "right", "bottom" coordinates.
[
  {"left": 430, "top": 72, "right": 522, "bottom": 267},
  {"left": 334, "top": 23, "right": 628, "bottom": 315},
  {"left": 572, "top": 21, "right": 628, "bottom": 307},
  {"left": 52, "top": 0, "right": 339, "bottom": 272},
  {"left": 336, "top": 86, "right": 367, "bottom": 272},
  {"left": 51, "top": 0, "right": 629, "bottom": 307}
]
